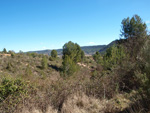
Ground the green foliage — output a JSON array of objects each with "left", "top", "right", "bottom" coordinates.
[
  {"left": 103, "top": 45, "right": 126, "bottom": 69},
  {"left": 0, "top": 77, "right": 35, "bottom": 113},
  {"left": 0, "top": 78, "right": 28, "bottom": 102},
  {"left": 26, "top": 52, "right": 38, "bottom": 58},
  {"left": 2, "top": 48, "right": 7, "bottom": 54},
  {"left": 41, "top": 56, "right": 48, "bottom": 69},
  {"left": 9, "top": 51, "right": 15, "bottom": 58},
  {"left": 49, "top": 56, "right": 54, "bottom": 61},
  {"left": 136, "top": 38, "right": 150, "bottom": 97},
  {"left": 62, "top": 41, "right": 83, "bottom": 63},
  {"left": 62, "top": 41, "right": 83, "bottom": 75},
  {"left": 93, "top": 51, "right": 102, "bottom": 63},
  {"left": 62, "top": 55, "right": 79, "bottom": 76},
  {"left": 121, "top": 14, "right": 147, "bottom": 39},
  {"left": 29, "top": 45, "right": 107, "bottom": 56},
  {"left": 81, "top": 50, "right": 85, "bottom": 61},
  {"left": 51, "top": 50, "right": 57, "bottom": 58},
  {"left": 119, "top": 15, "right": 147, "bottom": 60},
  {"left": 74, "top": 44, "right": 82, "bottom": 62}
]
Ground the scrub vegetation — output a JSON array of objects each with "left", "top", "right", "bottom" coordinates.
[{"left": 0, "top": 15, "right": 150, "bottom": 113}]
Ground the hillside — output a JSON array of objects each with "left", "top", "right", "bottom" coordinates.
[
  {"left": 27, "top": 41, "right": 117, "bottom": 55},
  {"left": 99, "top": 40, "right": 117, "bottom": 53},
  {"left": 28, "top": 45, "right": 106, "bottom": 56},
  {"left": 0, "top": 50, "right": 143, "bottom": 113}
]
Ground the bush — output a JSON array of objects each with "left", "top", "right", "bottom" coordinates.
[
  {"left": 137, "top": 38, "right": 150, "bottom": 98},
  {"left": 49, "top": 56, "right": 54, "bottom": 61},
  {"left": 0, "top": 77, "right": 35, "bottom": 113},
  {"left": 0, "top": 78, "right": 28, "bottom": 102},
  {"left": 93, "top": 51, "right": 102, "bottom": 64},
  {"left": 102, "top": 45, "right": 126, "bottom": 70},
  {"left": 41, "top": 56, "right": 48, "bottom": 69},
  {"left": 6, "top": 62, "right": 13, "bottom": 71},
  {"left": 51, "top": 50, "right": 57, "bottom": 58},
  {"left": 25, "top": 65, "right": 32, "bottom": 76}
]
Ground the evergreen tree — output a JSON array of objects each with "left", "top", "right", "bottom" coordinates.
[
  {"left": 93, "top": 51, "right": 101, "bottom": 63},
  {"left": 51, "top": 50, "right": 57, "bottom": 58},
  {"left": 62, "top": 41, "right": 83, "bottom": 76},
  {"left": 121, "top": 14, "right": 147, "bottom": 39},
  {"left": 103, "top": 45, "right": 126, "bottom": 69},
  {"left": 120, "top": 15, "right": 147, "bottom": 59},
  {"left": 3, "top": 48, "right": 7, "bottom": 53},
  {"left": 62, "top": 41, "right": 83, "bottom": 63}
]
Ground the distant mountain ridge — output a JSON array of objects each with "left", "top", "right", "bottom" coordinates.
[{"left": 28, "top": 40, "right": 117, "bottom": 55}]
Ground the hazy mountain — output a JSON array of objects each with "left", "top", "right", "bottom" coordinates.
[{"left": 28, "top": 40, "right": 117, "bottom": 55}]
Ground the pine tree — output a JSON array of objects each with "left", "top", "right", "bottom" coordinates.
[
  {"left": 3, "top": 48, "right": 7, "bottom": 54},
  {"left": 51, "top": 50, "right": 57, "bottom": 58}
]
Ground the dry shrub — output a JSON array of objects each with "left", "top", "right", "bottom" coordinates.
[
  {"left": 96, "top": 64, "right": 103, "bottom": 72},
  {"left": 61, "top": 92, "right": 104, "bottom": 113},
  {"left": 61, "top": 92, "right": 138, "bottom": 113},
  {"left": 48, "top": 67, "right": 91, "bottom": 111},
  {"left": 20, "top": 106, "right": 57, "bottom": 113},
  {"left": 85, "top": 71, "right": 119, "bottom": 99}
]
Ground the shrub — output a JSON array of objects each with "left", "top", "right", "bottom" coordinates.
[
  {"left": 137, "top": 38, "right": 150, "bottom": 98},
  {"left": 25, "top": 65, "right": 32, "bottom": 76},
  {"left": 49, "top": 56, "right": 54, "bottom": 61},
  {"left": 6, "top": 62, "right": 13, "bottom": 71},
  {"left": 0, "top": 77, "right": 35, "bottom": 113},
  {"left": 93, "top": 51, "right": 102, "bottom": 63},
  {"left": 51, "top": 50, "right": 57, "bottom": 58},
  {"left": 41, "top": 56, "right": 48, "bottom": 69},
  {"left": 102, "top": 45, "right": 126, "bottom": 70},
  {"left": 0, "top": 78, "right": 28, "bottom": 102}
]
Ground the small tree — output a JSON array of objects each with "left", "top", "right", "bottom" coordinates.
[
  {"left": 41, "top": 56, "right": 48, "bottom": 69},
  {"left": 93, "top": 51, "right": 102, "bottom": 63},
  {"left": 51, "top": 50, "right": 57, "bottom": 58},
  {"left": 103, "top": 45, "right": 126, "bottom": 69},
  {"left": 3, "top": 48, "right": 7, "bottom": 53},
  {"left": 62, "top": 41, "right": 83, "bottom": 76},
  {"left": 63, "top": 41, "right": 83, "bottom": 63},
  {"left": 120, "top": 15, "right": 147, "bottom": 60}
]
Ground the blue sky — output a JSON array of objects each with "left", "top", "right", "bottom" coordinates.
[{"left": 0, "top": 0, "right": 150, "bottom": 52}]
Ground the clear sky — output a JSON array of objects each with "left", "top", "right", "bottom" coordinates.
[{"left": 0, "top": 0, "right": 150, "bottom": 52}]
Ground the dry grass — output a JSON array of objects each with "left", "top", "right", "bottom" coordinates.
[{"left": 20, "top": 106, "right": 58, "bottom": 113}]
